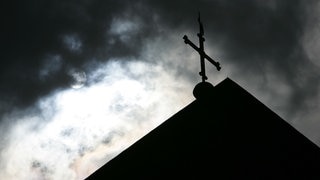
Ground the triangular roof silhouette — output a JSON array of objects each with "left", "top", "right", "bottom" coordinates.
[{"left": 86, "top": 78, "right": 320, "bottom": 179}]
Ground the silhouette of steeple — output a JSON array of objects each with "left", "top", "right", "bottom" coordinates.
[{"left": 86, "top": 78, "right": 320, "bottom": 179}]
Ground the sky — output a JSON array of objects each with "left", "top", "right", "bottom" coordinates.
[{"left": 1, "top": 0, "right": 320, "bottom": 179}]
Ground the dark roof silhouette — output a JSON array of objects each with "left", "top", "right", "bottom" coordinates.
[{"left": 86, "top": 78, "right": 320, "bottom": 179}]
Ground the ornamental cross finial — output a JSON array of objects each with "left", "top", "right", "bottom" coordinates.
[{"left": 183, "top": 12, "right": 221, "bottom": 82}]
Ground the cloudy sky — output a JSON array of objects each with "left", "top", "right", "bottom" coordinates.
[{"left": 1, "top": 0, "right": 320, "bottom": 179}]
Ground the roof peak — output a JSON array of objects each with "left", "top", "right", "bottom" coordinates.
[
  {"left": 193, "top": 81, "right": 214, "bottom": 100},
  {"left": 193, "top": 77, "right": 235, "bottom": 100}
]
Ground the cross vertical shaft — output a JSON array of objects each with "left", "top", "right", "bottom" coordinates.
[{"left": 197, "top": 13, "right": 207, "bottom": 82}]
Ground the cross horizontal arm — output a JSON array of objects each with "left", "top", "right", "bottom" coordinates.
[
  {"left": 183, "top": 35, "right": 199, "bottom": 52},
  {"left": 183, "top": 35, "right": 221, "bottom": 71},
  {"left": 203, "top": 53, "right": 221, "bottom": 71}
]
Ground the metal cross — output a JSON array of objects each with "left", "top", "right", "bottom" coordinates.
[{"left": 183, "top": 13, "right": 221, "bottom": 82}]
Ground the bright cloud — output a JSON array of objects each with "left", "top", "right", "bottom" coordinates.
[{"left": 0, "top": 58, "right": 194, "bottom": 179}]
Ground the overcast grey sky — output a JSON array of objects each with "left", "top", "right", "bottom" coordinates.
[{"left": 1, "top": 0, "right": 320, "bottom": 179}]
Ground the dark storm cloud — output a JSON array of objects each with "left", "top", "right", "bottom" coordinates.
[
  {"left": 145, "top": 0, "right": 305, "bottom": 65},
  {"left": 143, "top": 0, "right": 320, "bottom": 120},
  {"left": 1, "top": 0, "right": 158, "bottom": 111},
  {"left": 1, "top": 0, "right": 320, "bottom": 125}
]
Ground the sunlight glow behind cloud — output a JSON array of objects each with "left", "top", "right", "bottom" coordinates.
[{"left": 0, "top": 58, "right": 194, "bottom": 179}]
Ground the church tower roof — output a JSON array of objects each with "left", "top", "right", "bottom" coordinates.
[{"left": 86, "top": 78, "right": 320, "bottom": 179}]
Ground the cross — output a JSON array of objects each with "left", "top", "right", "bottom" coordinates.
[{"left": 183, "top": 13, "right": 221, "bottom": 82}]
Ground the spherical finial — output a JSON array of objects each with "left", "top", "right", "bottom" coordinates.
[{"left": 193, "top": 81, "right": 215, "bottom": 100}]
